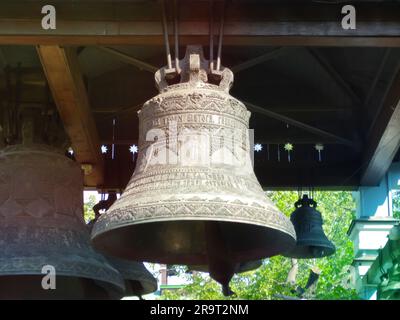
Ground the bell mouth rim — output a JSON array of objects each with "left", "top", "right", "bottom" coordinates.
[
  {"left": 0, "top": 273, "right": 125, "bottom": 300},
  {"left": 282, "top": 243, "right": 336, "bottom": 259},
  {"left": 0, "top": 257, "right": 126, "bottom": 294},
  {"left": 125, "top": 279, "right": 158, "bottom": 297},
  {"left": 91, "top": 217, "right": 297, "bottom": 266},
  {"left": 92, "top": 215, "right": 296, "bottom": 241},
  {"left": 190, "top": 260, "right": 262, "bottom": 274},
  {"left": 0, "top": 273, "right": 126, "bottom": 299}
]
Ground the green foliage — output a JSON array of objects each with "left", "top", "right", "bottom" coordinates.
[
  {"left": 161, "top": 191, "right": 359, "bottom": 300},
  {"left": 84, "top": 194, "right": 97, "bottom": 223},
  {"left": 393, "top": 191, "right": 400, "bottom": 219}
]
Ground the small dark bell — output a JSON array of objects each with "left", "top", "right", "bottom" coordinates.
[{"left": 284, "top": 195, "right": 335, "bottom": 259}]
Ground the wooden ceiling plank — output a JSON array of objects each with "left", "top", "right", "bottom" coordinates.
[
  {"left": 243, "top": 100, "right": 354, "bottom": 146},
  {"left": 231, "top": 47, "right": 288, "bottom": 73},
  {"left": 95, "top": 46, "right": 158, "bottom": 73},
  {"left": 0, "top": 2, "right": 399, "bottom": 46},
  {"left": 37, "top": 45, "right": 104, "bottom": 187},
  {"left": 307, "top": 48, "right": 362, "bottom": 106},
  {"left": 361, "top": 65, "right": 400, "bottom": 186}
]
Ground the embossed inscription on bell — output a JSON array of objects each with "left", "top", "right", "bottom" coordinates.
[
  {"left": 0, "top": 144, "right": 125, "bottom": 299},
  {"left": 91, "top": 46, "right": 296, "bottom": 269}
]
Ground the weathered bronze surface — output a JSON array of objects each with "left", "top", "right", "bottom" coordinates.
[
  {"left": 106, "top": 258, "right": 157, "bottom": 298},
  {"left": 0, "top": 144, "right": 125, "bottom": 299},
  {"left": 91, "top": 46, "right": 296, "bottom": 293},
  {"left": 89, "top": 195, "right": 157, "bottom": 298},
  {"left": 284, "top": 195, "right": 335, "bottom": 259},
  {"left": 189, "top": 260, "right": 262, "bottom": 274}
]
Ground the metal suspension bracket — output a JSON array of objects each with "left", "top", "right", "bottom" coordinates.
[
  {"left": 209, "top": 0, "right": 227, "bottom": 84},
  {"left": 160, "top": 0, "right": 180, "bottom": 82}
]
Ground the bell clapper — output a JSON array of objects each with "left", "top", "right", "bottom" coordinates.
[{"left": 204, "top": 221, "right": 236, "bottom": 297}]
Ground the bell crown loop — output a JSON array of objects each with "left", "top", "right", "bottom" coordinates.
[
  {"left": 91, "top": 45, "right": 296, "bottom": 267},
  {"left": 155, "top": 45, "right": 234, "bottom": 93},
  {"left": 295, "top": 194, "right": 317, "bottom": 209}
]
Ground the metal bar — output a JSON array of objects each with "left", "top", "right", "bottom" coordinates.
[
  {"left": 161, "top": 0, "right": 172, "bottom": 69},
  {"left": 361, "top": 61, "right": 400, "bottom": 185},
  {"left": 173, "top": 0, "right": 180, "bottom": 72},
  {"left": 367, "top": 55, "right": 400, "bottom": 138},
  {"left": 209, "top": 0, "right": 214, "bottom": 71},
  {"left": 243, "top": 100, "right": 354, "bottom": 146},
  {"left": 231, "top": 47, "right": 287, "bottom": 73},
  {"left": 364, "top": 48, "right": 391, "bottom": 108},
  {"left": 216, "top": 0, "right": 226, "bottom": 71},
  {"left": 95, "top": 46, "right": 158, "bottom": 73},
  {"left": 308, "top": 48, "right": 362, "bottom": 106}
]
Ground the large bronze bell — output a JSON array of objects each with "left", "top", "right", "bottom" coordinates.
[
  {"left": 284, "top": 195, "right": 335, "bottom": 259},
  {"left": 91, "top": 46, "right": 296, "bottom": 293},
  {"left": 0, "top": 144, "right": 125, "bottom": 299}
]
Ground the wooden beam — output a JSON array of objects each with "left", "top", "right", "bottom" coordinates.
[
  {"left": 243, "top": 100, "right": 354, "bottom": 146},
  {"left": 364, "top": 48, "right": 391, "bottom": 108},
  {"left": 95, "top": 46, "right": 158, "bottom": 73},
  {"left": 231, "top": 47, "right": 288, "bottom": 73},
  {"left": 37, "top": 45, "right": 104, "bottom": 187},
  {"left": 0, "top": 2, "right": 399, "bottom": 46},
  {"left": 361, "top": 62, "right": 400, "bottom": 186},
  {"left": 308, "top": 48, "right": 362, "bottom": 106}
]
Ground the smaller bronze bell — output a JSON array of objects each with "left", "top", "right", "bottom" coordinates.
[
  {"left": 0, "top": 144, "right": 125, "bottom": 300},
  {"left": 284, "top": 195, "right": 335, "bottom": 259},
  {"left": 89, "top": 195, "right": 158, "bottom": 298},
  {"left": 106, "top": 258, "right": 158, "bottom": 298}
]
